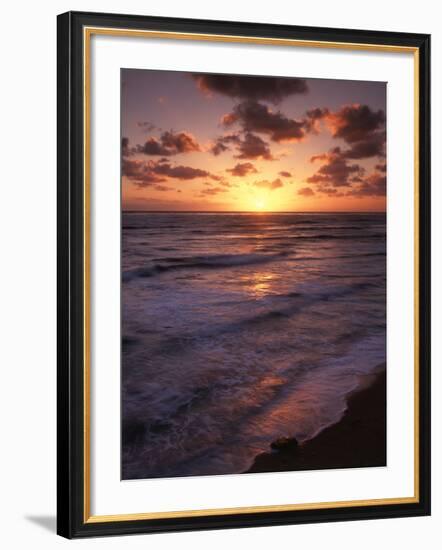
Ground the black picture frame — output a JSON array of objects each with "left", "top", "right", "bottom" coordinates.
[{"left": 57, "top": 10, "right": 431, "bottom": 539}]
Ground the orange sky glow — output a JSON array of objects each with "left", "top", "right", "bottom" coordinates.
[{"left": 122, "top": 70, "right": 386, "bottom": 212}]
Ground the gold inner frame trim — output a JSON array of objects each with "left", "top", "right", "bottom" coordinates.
[{"left": 83, "top": 26, "right": 420, "bottom": 524}]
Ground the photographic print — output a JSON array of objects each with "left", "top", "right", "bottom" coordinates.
[
  {"left": 121, "top": 69, "right": 387, "bottom": 480},
  {"left": 58, "top": 12, "right": 430, "bottom": 537}
]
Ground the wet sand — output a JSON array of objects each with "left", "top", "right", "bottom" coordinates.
[{"left": 246, "top": 368, "right": 386, "bottom": 473}]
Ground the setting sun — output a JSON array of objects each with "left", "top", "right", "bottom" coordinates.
[{"left": 255, "top": 198, "right": 266, "bottom": 211}]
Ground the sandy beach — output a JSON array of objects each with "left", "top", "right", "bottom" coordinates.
[{"left": 246, "top": 367, "right": 386, "bottom": 474}]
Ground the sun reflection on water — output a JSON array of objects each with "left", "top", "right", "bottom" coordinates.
[{"left": 242, "top": 272, "right": 276, "bottom": 297}]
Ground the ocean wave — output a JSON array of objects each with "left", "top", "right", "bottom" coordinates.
[
  {"left": 237, "top": 283, "right": 378, "bottom": 326},
  {"left": 132, "top": 281, "right": 381, "bottom": 362},
  {"left": 121, "top": 212, "right": 386, "bottom": 479},
  {"left": 122, "top": 252, "right": 288, "bottom": 282},
  {"left": 122, "top": 331, "right": 386, "bottom": 479}
]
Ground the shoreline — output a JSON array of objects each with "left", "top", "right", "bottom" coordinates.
[{"left": 245, "top": 367, "right": 386, "bottom": 474}]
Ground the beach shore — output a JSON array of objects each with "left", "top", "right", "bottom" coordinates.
[{"left": 246, "top": 367, "right": 386, "bottom": 474}]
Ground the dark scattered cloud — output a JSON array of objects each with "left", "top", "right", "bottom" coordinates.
[
  {"left": 200, "top": 186, "right": 229, "bottom": 197},
  {"left": 210, "top": 133, "right": 241, "bottom": 156},
  {"left": 348, "top": 172, "right": 386, "bottom": 197},
  {"left": 153, "top": 185, "right": 174, "bottom": 192},
  {"left": 342, "top": 131, "right": 385, "bottom": 160},
  {"left": 122, "top": 158, "right": 166, "bottom": 186},
  {"left": 236, "top": 132, "right": 274, "bottom": 160},
  {"left": 222, "top": 100, "right": 307, "bottom": 143},
  {"left": 305, "top": 104, "right": 386, "bottom": 197},
  {"left": 226, "top": 162, "right": 258, "bottom": 177},
  {"left": 192, "top": 74, "right": 308, "bottom": 103},
  {"left": 252, "top": 178, "right": 283, "bottom": 190},
  {"left": 307, "top": 147, "right": 365, "bottom": 188},
  {"left": 327, "top": 104, "right": 385, "bottom": 144},
  {"left": 309, "top": 104, "right": 386, "bottom": 160},
  {"left": 297, "top": 186, "right": 315, "bottom": 197},
  {"left": 137, "top": 131, "right": 201, "bottom": 156},
  {"left": 316, "top": 186, "right": 346, "bottom": 198},
  {"left": 137, "top": 121, "right": 157, "bottom": 133},
  {"left": 219, "top": 102, "right": 386, "bottom": 159},
  {"left": 122, "top": 137, "right": 129, "bottom": 156},
  {"left": 210, "top": 132, "right": 274, "bottom": 160},
  {"left": 124, "top": 98, "right": 387, "bottom": 203},
  {"left": 152, "top": 161, "right": 210, "bottom": 180},
  {"left": 123, "top": 158, "right": 217, "bottom": 187},
  {"left": 210, "top": 141, "right": 229, "bottom": 156},
  {"left": 304, "top": 107, "right": 330, "bottom": 133},
  {"left": 307, "top": 154, "right": 386, "bottom": 198}
]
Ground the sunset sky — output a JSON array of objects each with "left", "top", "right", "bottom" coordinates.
[{"left": 121, "top": 69, "right": 386, "bottom": 212}]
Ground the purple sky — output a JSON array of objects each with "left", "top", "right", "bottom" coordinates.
[{"left": 122, "top": 69, "right": 386, "bottom": 211}]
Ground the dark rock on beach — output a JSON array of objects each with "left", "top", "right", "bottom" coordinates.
[{"left": 246, "top": 368, "right": 386, "bottom": 474}]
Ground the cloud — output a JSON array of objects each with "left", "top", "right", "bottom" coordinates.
[
  {"left": 210, "top": 132, "right": 275, "bottom": 160},
  {"left": 235, "top": 132, "right": 275, "bottom": 160},
  {"left": 122, "top": 158, "right": 139, "bottom": 177},
  {"left": 222, "top": 100, "right": 307, "bottom": 143},
  {"left": 316, "top": 186, "right": 346, "bottom": 198},
  {"left": 216, "top": 102, "right": 385, "bottom": 157},
  {"left": 210, "top": 133, "right": 241, "bottom": 156},
  {"left": 307, "top": 164, "right": 386, "bottom": 198},
  {"left": 123, "top": 158, "right": 216, "bottom": 187},
  {"left": 305, "top": 104, "right": 387, "bottom": 194},
  {"left": 153, "top": 185, "right": 174, "bottom": 192},
  {"left": 252, "top": 178, "right": 283, "bottom": 190},
  {"left": 304, "top": 103, "right": 387, "bottom": 197},
  {"left": 304, "top": 107, "right": 330, "bottom": 133},
  {"left": 347, "top": 172, "right": 386, "bottom": 197},
  {"left": 307, "top": 147, "right": 364, "bottom": 188},
  {"left": 297, "top": 186, "right": 315, "bottom": 197},
  {"left": 303, "top": 103, "right": 387, "bottom": 160},
  {"left": 192, "top": 74, "right": 308, "bottom": 103},
  {"left": 342, "top": 131, "right": 385, "bottom": 160},
  {"left": 200, "top": 187, "right": 229, "bottom": 196},
  {"left": 137, "top": 131, "right": 201, "bottom": 156},
  {"left": 137, "top": 121, "right": 157, "bottom": 133},
  {"left": 311, "top": 103, "right": 386, "bottom": 160},
  {"left": 122, "top": 158, "right": 166, "bottom": 186},
  {"left": 122, "top": 137, "right": 132, "bottom": 157},
  {"left": 152, "top": 161, "right": 211, "bottom": 180},
  {"left": 327, "top": 104, "right": 385, "bottom": 144},
  {"left": 279, "top": 170, "right": 292, "bottom": 177},
  {"left": 226, "top": 162, "right": 258, "bottom": 177}
]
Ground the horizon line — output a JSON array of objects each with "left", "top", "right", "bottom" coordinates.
[{"left": 122, "top": 210, "right": 387, "bottom": 214}]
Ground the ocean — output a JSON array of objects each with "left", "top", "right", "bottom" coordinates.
[{"left": 121, "top": 212, "right": 386, "bottom": 479}]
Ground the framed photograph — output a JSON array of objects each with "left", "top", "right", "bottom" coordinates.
[{"left": 57, "top": 11, "right": 431, "bottom": 538}]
